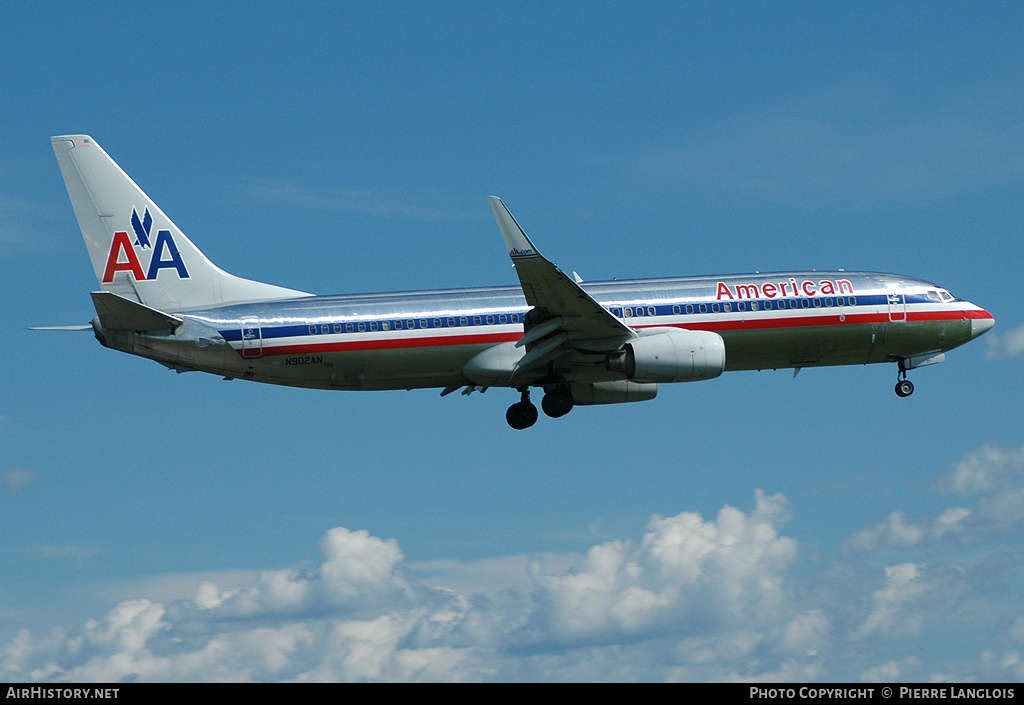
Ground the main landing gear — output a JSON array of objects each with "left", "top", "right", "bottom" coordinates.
[
  {"left": 894, "top": 361, "right": 914, "bottom": 398},
  {"left": 506, "top": 388, "right": 539, "bottom": 430},
  {"left": 506, "top": 386, "right": 576, "bottom": 429}
]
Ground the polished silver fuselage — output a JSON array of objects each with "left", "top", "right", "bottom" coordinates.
[{"left": 98, "top": 270, "right": 993, "bottom": 391}]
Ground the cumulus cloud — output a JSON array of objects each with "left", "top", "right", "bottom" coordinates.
[
  {"left": 986, "top": 324, "right": 1024, "bottom": 360},
  {"left": 845, "top": 444, "right": 1024, "bottom": 553},
  {"left": 851, "top": 563, "right": 930, "bottom": 640},
  {"left": 941, "top": 445, "right": 1024, "bottom": 497},
  {"left": 519, "top": 490, "right": 797, "bottom": 647},
  {"left": 860, "top": 656, "right": 921, "bottom": 683},
  {"left": 844, "top": 508, "right": 972, "bottom": 553},
  {"left": 2, "top": 493, "right": 819, "bottom": 682},
  {"left": 4, "top": 470, "right": 1024, "bottom": 682}
]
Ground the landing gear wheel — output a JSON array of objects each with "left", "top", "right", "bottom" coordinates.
[
  {"left": 541, "top": 388, "right": 574, "bottom": 418},
  {"left": 507, "top": 388, "right": 539, "bottom": 430},
  {"left": 895, "top": 379, "right": 914, "bottom": 397},
  {"left": 506, "top": 401, "right": 538, "bottom": 429}
]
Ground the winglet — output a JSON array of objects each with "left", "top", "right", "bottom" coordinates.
[{"left": 489, "top": 196, "right": 542, "bottom": 263}]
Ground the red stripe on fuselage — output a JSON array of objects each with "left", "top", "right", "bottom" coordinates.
[
  {"left": 253, "top": 331, "right": 522, "bottom": 357},
  {"left": 233, "top": 308, "right": 988, "bottom": 358}
]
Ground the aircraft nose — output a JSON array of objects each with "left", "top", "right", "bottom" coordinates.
[{"left": 970, "top": 310, "right": 995, "bottom": 339}]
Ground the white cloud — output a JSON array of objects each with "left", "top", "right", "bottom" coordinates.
[
  {"left": 846, "top": 444, "right": 1024, "bottom": 553},
  {"left": 986, "top": 324, "right": 1024, "bottom": 360},
  {"left": 852, "top": 563, "right": 928, "bottom": 640},
  {"left": 3, "top": 472, "right": 1024, "bottom": 682},
  {"left": 1, "top": 492, "right": 814, "bottom": 682},
  {"left": 860, "top": 656, "right": 921, "bottom": 683},
  {"left": 941, "top": 445, "right": 1024, "bottom": 496},
  {"left": 518, "top": 490, "right": 797, "bottom": 647},
  {"left": 843, "top": 507, "right": 972, "bottom": 553}
]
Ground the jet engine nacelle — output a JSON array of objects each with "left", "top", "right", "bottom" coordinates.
[{"left": 607, "top": 327, "right": 725, "bottom": 383}]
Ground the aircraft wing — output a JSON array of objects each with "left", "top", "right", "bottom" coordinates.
[{"left": 489, "top": 197, "right": 634, "bottom": 376}]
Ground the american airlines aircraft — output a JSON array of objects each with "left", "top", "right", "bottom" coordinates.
[{"left": 49, "top": 135, "right": 995, "bottom": 429}]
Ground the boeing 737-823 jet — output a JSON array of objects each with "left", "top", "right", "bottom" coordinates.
[{"left": 49, "top": 135, "right": 995, "bottom": 429}]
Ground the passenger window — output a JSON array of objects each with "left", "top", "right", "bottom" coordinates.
[
  {"left": 673, "top": 305, "right": 681, "bottom": 315},
  {"left": 723, "top": 303, "right": 732, "bottom": 313},
  {"left": 712, "top": 303, "right": 720, "bottom": 313},
  {"left": 849, "top": 296, "right": 857, "bottom": 305},
  {"left": 737, "top": 302, "right": 745, "bottom": 312},
  {"left": 460, "top": 317, "right": 468, "bottom": 326},
  {"left": 686, "top": 304, "right": 694, "bottom": 314},
  {"left": 751, "top": 301, "right": 759, "bottom": 311},
  {"left": 801, "top": 299, "right": 810, "bottom": 309},
  {"left": 321, "top": 324, "right": 330, "bottom": 334},
  {"left": 824, "top": 298, "right": 833, "bottom": 307},
  {"left": 333, "top": 323, "right": 341, "bottom": 334},
  {"left": 648, "top": 307, "right": 656, "bottom": 316},
  {"left": 381, "top": 321, "right": 390, "bottom": 331},
  {"left": 358, "top": 322, "right": 366, "bottom": 332},
  {"left": 699, "top": 304, "right": 707, "bottom": 313},
  {"left": 624, "top": 308, "right": 633, "bottom": 317},
  {"left": 474, "top": 316, "right": 482, "bottom": 325},
  {"left": 486, "top": 315, "right": 494, "bottom": 324},
  {"left": 635, "top": 307, "right": 645, "bottom": 317},
  {"left": 499, "top": 314, "right": 507, "bottom": 324},
  {"left": 346, "top": 323, "right": 354, "bottom": 333},
  {"left": 512, "top": 313, "right": 520, "bottom": 323},
  {"left": 369, "top": 322, "right": 377, "bottom": 331},
  {"left": 394, "top": 320, "right": 403, "bottom": 330},
  {"left": 433, "top": 318, "right": 441, "bottom": 328},
  {"left": 813, "top": 299, "right": 822, "bottom": 308},
  {"left": 309, "top": 325, "right": 316, "bottom": 335}
]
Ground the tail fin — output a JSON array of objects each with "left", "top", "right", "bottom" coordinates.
[{"left": 51, "top": 135, "right": 312, "bottom": 311}]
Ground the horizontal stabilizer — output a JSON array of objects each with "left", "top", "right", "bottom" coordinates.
[
  {"left": 91, "top": 291, "right": 182, "bottom": 332},
  {"left": 28, "top": 325, "right": 93, "bottom": 331}
]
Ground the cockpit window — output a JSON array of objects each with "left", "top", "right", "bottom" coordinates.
[
  {"left": 939, "top": 289, "right": 955, "bottom": 302},
  {"left": 927, "top": 290, "right": 942, "bottom": 302}
]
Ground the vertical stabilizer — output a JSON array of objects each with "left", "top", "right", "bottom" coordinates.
[{"left": 51, "top": 135, "right": 312, "bottom": 311}]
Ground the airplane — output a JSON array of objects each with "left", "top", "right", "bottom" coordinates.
[{"left": 48, "top": 135, "right": 995, "bottom": 429}]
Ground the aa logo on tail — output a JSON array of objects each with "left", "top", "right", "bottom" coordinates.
[{"left": 102, "top": 208, "right": 190, "bottom": 283}]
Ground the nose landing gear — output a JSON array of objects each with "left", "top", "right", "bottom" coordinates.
[{"left": 895, "top": 360, "right": 914, "bottom": 397}]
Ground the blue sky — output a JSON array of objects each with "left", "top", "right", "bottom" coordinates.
[{"left": 2, "top": 1, "right": 1023, "bottom": 682}]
